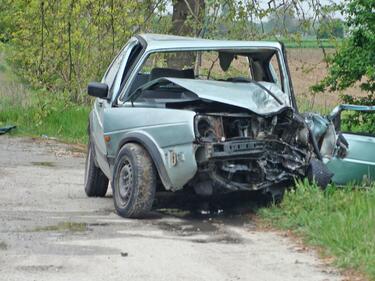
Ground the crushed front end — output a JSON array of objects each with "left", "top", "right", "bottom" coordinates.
[{"left": 191, "top": 109, "right": 314, "bottom": 194}]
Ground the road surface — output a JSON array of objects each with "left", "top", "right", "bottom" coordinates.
[{"left": 0, "top": 136, "right": 342, "bottom": 281}]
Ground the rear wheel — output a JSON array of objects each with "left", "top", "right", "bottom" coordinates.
[
  {"left": 84, "top": 140, "right": 109, "bottom": 197},
  {"left": 112, "top": 143, "right": 156, "bottom": 218}
]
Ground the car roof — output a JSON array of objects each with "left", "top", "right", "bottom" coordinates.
[{"left": 138, "top": 33, "right": 283, "bottom": 51}]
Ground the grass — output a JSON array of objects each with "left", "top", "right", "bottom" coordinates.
[
  {"left": 0, "top": 103, "right": 90, "bottom": 143},
  {"left": 259, "top": 180, "right": 375, "bottom": 280},
  {"left": 0, "top": 43, "right": 90, "bottom": 144},
  {"left": 282, "top": 38, "right": 343, "bottom": 49}
]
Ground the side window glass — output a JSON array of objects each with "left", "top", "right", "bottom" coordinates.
[
  {"left": 269, "top": 54, "right": 282, "bottom": 89},
  {"left": 102, "top": 52, "right": 124, "bottom": 91}
]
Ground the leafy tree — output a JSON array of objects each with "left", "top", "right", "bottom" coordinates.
[
  {"left": 317, "top": 0, "right": 374, "bottom": 93},
  {"left": 317, "top": 19, "right": 345, "bottom": 39},
  {"left": 314, "top": 0, "right": 375, "bottom": 133}
]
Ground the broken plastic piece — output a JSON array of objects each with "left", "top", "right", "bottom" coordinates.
[{"left": 0, "top": 125, "right": 16, "bottom": 135}]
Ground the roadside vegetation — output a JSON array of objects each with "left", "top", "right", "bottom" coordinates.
[
  {"left": 0, "top": 44, "right": 89, "bottom": 143},
  {"left": 259, "top": 180, "right": 375, "bottom": 280}
]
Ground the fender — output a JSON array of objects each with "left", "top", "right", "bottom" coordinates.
[{"left": 112, "top": 132, "right": 173, "bottom": 190}]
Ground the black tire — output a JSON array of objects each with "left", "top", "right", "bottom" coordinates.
[
  {"left": 307, "top": 159, "right": 333, "bottom": 190},
  {"left": 84, "top": 140, "right": 109, "bottom": 197},
  {"left": 112, "top": 143, "right": 156, "bottom": 218}
]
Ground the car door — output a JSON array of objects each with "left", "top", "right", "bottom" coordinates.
[
  {"left": 91, "top": 38, "right": 140, "bottom": 179},
  {"left": 326, "top": 105, "right": 375, "bottom": 185}
]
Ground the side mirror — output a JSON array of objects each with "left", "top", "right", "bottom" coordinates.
[{"left": 88, "top": 82, "right": 109, "bottom": 99}]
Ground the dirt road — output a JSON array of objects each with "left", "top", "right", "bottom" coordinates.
[{"left": 0, "top": 136, "right": 342, "bottom": 281}]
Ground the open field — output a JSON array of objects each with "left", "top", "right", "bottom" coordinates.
[{"left": 287, "top": 48, "right": 364, "bottom": 112}]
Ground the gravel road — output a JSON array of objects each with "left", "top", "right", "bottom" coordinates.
[{"left": 0, "top": 136, "right": 342, "bottom": 281}]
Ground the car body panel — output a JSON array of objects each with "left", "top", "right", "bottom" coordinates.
[
  {"left": 138, "top": 33, "right": 283, "bottom": 52},
  {"left": 135, "top": 77, "right": 291, "bottom": 115},
  {"left": 327, "top": 133, "right": 375, "bottom": 184},
  {"left": 325, "top": 104, "right": 375, "bottom": 185},
  {"left": 91, "top": 100, "right": 111, "bottom": 177},
  {"left": 102, "top": 107, "right": 197, "bottom": 189}
]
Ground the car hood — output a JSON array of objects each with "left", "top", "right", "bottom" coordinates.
[{"left": 152, "top": 77, "right": 291, "bottom": 116}]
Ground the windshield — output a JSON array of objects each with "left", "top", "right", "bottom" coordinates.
[{"left": 126, "top": 49, "right": 286, "bottom": 97}]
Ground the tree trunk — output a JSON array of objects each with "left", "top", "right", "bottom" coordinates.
[{"left": 168, "top": 0, "right": 205, "bottom": 69}]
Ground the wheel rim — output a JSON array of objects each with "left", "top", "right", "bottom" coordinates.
[{"left": 117, "top": 159, "right": 133, "bottom": 207}]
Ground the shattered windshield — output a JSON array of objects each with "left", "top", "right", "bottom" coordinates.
[{"left": 126, "top": 49, "right": 289, "bottom": 106}]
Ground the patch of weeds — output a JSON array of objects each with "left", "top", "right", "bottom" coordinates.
[
  {"left": 0, "top": 241, "right": 8, "bottom": 250},
  {"left": 258, "top": 179, "right": 375, "bottom": 280},
  {"left": 33, "top": 222, "right": 88, "bottom": 232}
]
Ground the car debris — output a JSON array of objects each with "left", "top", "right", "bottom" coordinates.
[
  {"left": 83, "top": 34, "right": 371, "bottom": 218},
  {"left": 0, "top": 125, "right": 16, "bottom": 135}
]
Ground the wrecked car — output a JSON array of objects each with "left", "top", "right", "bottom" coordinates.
[{"left": 84, "top": 34, "right": 366, "bottom": 218}]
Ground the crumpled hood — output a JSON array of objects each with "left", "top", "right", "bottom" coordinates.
[{"left": 160, "top": 78, "right": 291, "bottom": 116}]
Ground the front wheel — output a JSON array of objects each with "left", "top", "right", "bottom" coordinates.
[{"left": 112, "top": 143, "right": 156, "bottom": 218}]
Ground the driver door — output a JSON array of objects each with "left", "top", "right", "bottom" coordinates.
[{"left": 91, "top": 38, "right": 140, "bottom": 178}]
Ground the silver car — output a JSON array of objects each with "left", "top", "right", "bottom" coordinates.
[{"left": 85, "top": 34, "right": 364, "bottom": 218}]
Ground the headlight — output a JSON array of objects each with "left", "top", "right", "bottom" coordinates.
[{"left": 194, "top": 115, "right": 224, "bottom": 141}]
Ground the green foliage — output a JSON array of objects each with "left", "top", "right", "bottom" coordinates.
[
  {"left": 0, "top": 0, "right": 158, "bottom": 103},
  {"left": 0, "top": 88, "right": 90, "bottom": 143},
  {"left": 340, "top": 94, "right": 375, "bottom": 134},
  {"left": 0, "top": 0, "right": 344, "bottom": 104},
  {"left": 259, "top": 180, "right": 375, "bottom": 280},
  {"left": 317, "top": 19, "right": 345, "bottom": 39},
  {"left": 317, "top": 2, "right": 375, "bottom": 90},
  {"left": 313, "top": 0, "right": 375, "bottom": 133},
  {"left": 0, "top": 103, "right": 90, "bottom": 144}
]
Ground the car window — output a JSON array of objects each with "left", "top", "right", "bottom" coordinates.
[
  {"left": 138, "top": 51, "right": 252, "bottom": 81},
  {"left": 102, "top": 51, "right": 124, "bottom": 91},
  {"left": 120, "top": 48, "right": 288, "bottom": 102},
  {"left": 269, "top": 53, "right": 282, "bottom": 89},
  {"left": 110, "top": 40, "right": 140, "bottom": 98}
]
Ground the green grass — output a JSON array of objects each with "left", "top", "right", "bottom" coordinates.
[
  {"left": 259, "top": 180, "right": 375, "bottom": 280},
  {"left": 0, "top": 43, "right": 90, "bottom": 144},
  {"left": 0, "top": 98, "right": 90, "bottom": 144},
  {"left": 283, "top": 38, "right": 343, "bottom": 49}
]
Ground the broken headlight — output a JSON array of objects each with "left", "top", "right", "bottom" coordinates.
[{"left": 194, "top": 115, "right": 224, "bottom": 142}]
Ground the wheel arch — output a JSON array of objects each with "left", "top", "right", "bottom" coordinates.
[{"left": 115, "top": 132, "right": 173, "bottom": 190}]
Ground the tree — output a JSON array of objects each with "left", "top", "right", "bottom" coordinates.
[
  {"left": 317, "top": 19, "right": 345, "bottom": 39},
  {"left": 316, "top": 0, "right": 374, "bottom": 93},
  {"left": 314, "top": 0, "right": 375, "bottom": 132}
]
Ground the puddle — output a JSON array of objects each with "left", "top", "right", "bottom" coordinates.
[
  {"left": 0, "top": 241, "right": 8, "bottom": 250},
  {"left": 31, "top": 161, "right": 55, "bottom": 167}
]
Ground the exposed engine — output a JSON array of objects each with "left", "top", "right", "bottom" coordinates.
[{"left": 192, "top": 109, "right": 314, "bottom": 194}]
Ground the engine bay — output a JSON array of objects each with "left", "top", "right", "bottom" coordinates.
[{"left": 191, "top": 109, "right": 314, "bottom": 194}]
